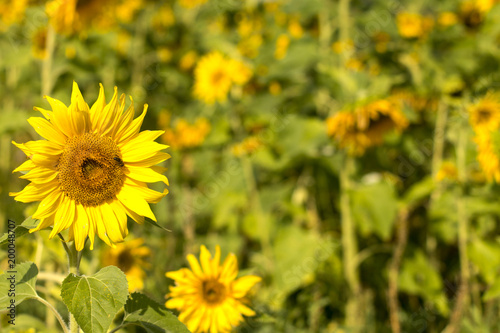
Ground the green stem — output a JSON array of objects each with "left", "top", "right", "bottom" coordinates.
[
  {"left": 60, "top": 235, "right": 82, "bottom": 333},
  {"left": 340, "top": 154, "right": 361, "bottom": 330},
  {"left": 42, "top": 25, "right": 56, "bottom": 96},
  {"left": 33, "top": 296, "right": 69, "bottom": 333},
  {"left": 241, "top": 156, "right": 273, "bottom": 267},
  {"left": 443, "top": 119, "right": 469, "bottom": 333}
]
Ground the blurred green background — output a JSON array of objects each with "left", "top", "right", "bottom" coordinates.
[{"left": 3, "top": 0, "right": 500, "bottom": 332}]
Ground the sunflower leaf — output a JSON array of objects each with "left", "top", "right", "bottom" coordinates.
[
  {"left": 0, "top": 217, "right": 39, "bottom": 246},
  {"left": 0, "top": 262, "right": 38, "bottom": 308},
  {"left": 145, "top": 218, "right": 171, "bottom": 231},
  {"left": 123, "top": 292, "right": 190, "bottom": 333},
  {"left": 61, "top": 266, "right": 128, "bottom": 333}
]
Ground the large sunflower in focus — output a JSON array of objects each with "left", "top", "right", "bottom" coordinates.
[
  {"left": 327, "top": 99, "right": 409, "bottom": 156},
  {"left": 10, "top": 82, "right": 169, "bottom": 251},
  {"left": 166, "top": 245, "right": 261, "bottom": 333}
]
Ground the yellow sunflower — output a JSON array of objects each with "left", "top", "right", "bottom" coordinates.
[
  {"left": 0, "top": 0, "right": 29, "bottom": 31},
  {"left": 10, "top": 82, "right": 170, "bottom": 251},
  {"left": 165, "top": 245, "right": 261, "bottom": 333},
  {"left": 193, "top": 52, "right": 233, "bottom": 104},
  {"left": 460, "top": 0, "right": 495, "bottom": 29},
  {"left": 396, "top": 12, "right": 434, "bottom": 39},
  {"left": 102, "top": 238, "right": 150, "bottom": 291},
  {"left": 474, "top": 131, "right": 500, "bottom": 182},
  {"left": 162, "top": 118, "right": 211, "bottom": 150},
  {"left": 327, "top": 99, "right": 409, "bottom": 156},
  {"left": 468, "top": 93, "right": 500, "bottom": 131}
]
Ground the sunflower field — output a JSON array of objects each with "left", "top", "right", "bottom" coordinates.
[{"left": 3, "top": 0, "right": 500, "bottom": 332}]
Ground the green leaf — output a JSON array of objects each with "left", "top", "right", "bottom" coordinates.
[
  {"left": 399, "top": 251, "right": 449, "bottom": 315},
  {"left": 268, "top": 225, "right": 335, "bottom": 308},
  {"left": 401, "top": 176, "right": 435, "bottom": 208},
  {"left": 351, "top": 181, "right": 398, "bottom": 240},
  {"left": 123, "top": 292, "right": 190, "bottom": 333},
  {"left": 61, "top": 266, "right": 128, "bottom": 333},
  {"left": 145, "top": 218, "right": 171, "bottom": 231},
  {"left": 0, "top": 262, "right": 38, "bottom": 307},
  {"left": 484, "top": 277, "right": 500, "bottom": 301},
  {"left": 467, "top": 239, "right": 500, "bottom": 284},
  {"left": 0, "top": 217, "right": 39, "bottom": 246}
]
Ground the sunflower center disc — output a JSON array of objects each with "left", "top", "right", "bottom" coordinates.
[
  {"left": 58, "top": 133, "right": 125, "bottom": 206},
  {"left": 202, "top": 279, "right": 226, "bottom": 304}
]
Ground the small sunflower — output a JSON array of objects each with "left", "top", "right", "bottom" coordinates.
[
  {"left": 474, "top": 131, "right": 500, "bottom": 182},
  {"left": 396, "top": 12, "right": 434, "bottom": 39},
  {"left": 102, "top": 238, "right": 150, "bottom": 291},
  {"left": 468, "top": 93, "right": 500, "bottom": 131},
  {"left": 10, "top": 82, "right": 170, "bottom": 251},
  {"left": 327, "top": 99, "right": 409, "bottom": 156},
  {"left": 162, "top": 118, "right": 211, "bottom": 150},
  {"left": 194, "top": 52, "right": 233, "bottom": 104},
  {"left": 460, "top": 0, "right": 494, "bottom": 29},
  {"left": 165, "top": 245, "right": 261, "bottom": 333}
]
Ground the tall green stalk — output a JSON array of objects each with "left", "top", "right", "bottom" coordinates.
[
  {"left": 340, "top": 154, "right": 361, "bottom": 330},
  {"left": 443, "top": 119, "right": 470, "bottom": 333}
]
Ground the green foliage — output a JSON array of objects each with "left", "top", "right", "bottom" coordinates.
[
  {"left": 61, "top": 266, "right": 128, "bottom": 333},
  {"left": 351, "top": 180, "right": 398, "bottom": 240},
  {"left": 0, "top": 262, "right": 38, "bottom": 307},
  {"left": 123, "top": 292, "right": 190, "bottom": 333},
  {"left": 0, "top": 217, "right": 39, "bottom": 246}
]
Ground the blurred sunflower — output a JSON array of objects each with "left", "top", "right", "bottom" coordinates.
[
  {"left": 468, "top": 93, "right": 500, "bottom": 131},
  {"left": 460, "top": 0, "right": 495, "bottom": 29},
  {"left": 194, "top": 52, "right": 233, "bottom": 104},
  {"left": 327, "top": 99, "right": 409, "bottom": 156},
  {"left": 10, "top": 82, "right": 170, "bottom": 251},
  {"left": 46, "top": 0, "right": 142, "bottom": 35},
  {"left": 396, "top": 12, "right": 434, "bottom": 39},
  {"left": 165, "top": 245, "right": 261, "bottom": 333},
  {"left": 31, "top": 27, "right": 48, "bottom": 59},
  {"left": 0, "top": 0, "right": 29, "bottom": 31},
  {"left": 178, "top": 0, "right": 208, "bottom": 9},
  {"left": 102, "top": 238, "right": 150, "bottom": 291},
  {"left": 162, "top": 118, "right": 211, "bottom": 150},
  {"left": 475, "top": 132, "right": 500, "bottom": 182}
]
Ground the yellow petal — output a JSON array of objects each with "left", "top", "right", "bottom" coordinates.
[
  {"left": 123, "top": 178, "right": 168, "bottom": 203},
  {"left": 27, "top": 117, "right": 67, "bottom": 146},
  {"left": 99, "top": 201, "right": 125, "bottom": 244},
  {"left": 89, "top": 205, "right": 113, "bottom": 247},
  {"left": 50, "top": 196, "right": 76, "bottom": 238},
  {"left": 121, "top": 141, "right": 169, "bottom": 163},
  {"left": 116, "top": 185, "right": 157, "bottom": 221},
  {"left": 187, "top": 254, "right": 204, "bottom": 277},
  {"left": 200, "top": 245, "right": 213, "bottom": 276},
  {"left": 32, "top": 190, "right": 62, "bottom": 219},
  {"left": 20, "top": 167, "right": 58, "bottom": 184},
  {"left": 10, "top": 182, "right": 58, "bottom": 203},
  {"left": 116, "top": 105, "right": 148, "bottom": 145},
  {"left": 74, "top": 204, "right": 90, "bottom": 251},
  {"left": 109, "top": 199, "right": 129, "bottom": 237},
  {"left": 30, "top": 214, "right": 55, "bottom": 233},
  {"left": 231, "top": 275, "right": 261, "bottom": 298},
  {"left": 125, "top": 165, "right": 169, "bottom": 185},
  {"left": 126, "top": 152, "right": 171, "bottom": 168},
  {"left": 13, "top": 159, "right": 36, "bottom": 173},
  {"left": 220, "top": 253, "right": 238, "bottom": 282}
]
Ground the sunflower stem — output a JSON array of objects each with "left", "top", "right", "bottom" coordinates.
[
  {"left": 33, "top": 296, "right": 70, "bottom": 333},
  {"left": 340, "top": 154, "right": 361, "bottom": 331},
  {"left": 60, "top": 236, "right": 82, "bottom": 333},
  {"left": 41, "top": 25, "right": 56, "bottom": 96}
]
